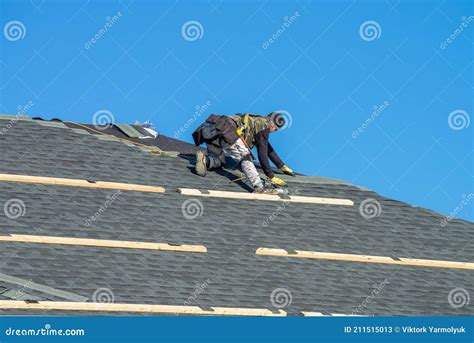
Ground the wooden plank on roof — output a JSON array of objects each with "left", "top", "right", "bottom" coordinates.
[
  {"left": 0, "top": 234, "right": 207, "bottom": 253},
  {"left": 301, "top": 312, "right": 362, "bottom": 316},
  {"left": 0, "top": 300, "right": 286, "bottom": 316},
  {"left": 178, "top": 188, "right": 353, "bottom": 206},
  {"left": 301, "top": 311, "right": 325, "bottom": 316},
  {"left": 0, "top": 173, "right": 165, "bottom": 193},
  {"left": 256, "top": 248, "right": 474, "bottom": 270}
]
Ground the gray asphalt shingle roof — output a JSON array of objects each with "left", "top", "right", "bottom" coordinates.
[{"left": 0, "top": 116, "right": 472, "bottom": 316}]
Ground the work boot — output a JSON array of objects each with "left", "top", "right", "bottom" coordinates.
[
  {"left": 253, "top": 184, "right": 279, "bottom": 195},
  {"left": 195, "top": 150, "right": 207, "bottom": 177}
]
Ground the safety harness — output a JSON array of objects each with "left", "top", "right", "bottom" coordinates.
[
  {"left": 235, "top": 113, "right": 250, "bottom": 138},
  {"left": 232, "top": 113, "right": 270, "bottom": 148}
]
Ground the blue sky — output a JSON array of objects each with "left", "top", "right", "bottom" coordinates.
[{"left": 1, "top": 0, "right": 472, "bottom": 221}]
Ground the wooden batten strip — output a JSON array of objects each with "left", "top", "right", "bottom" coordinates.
[
  {"left": 0, "top": 300, "right": 286, "bottom": 316},
  {"left": 302, "top": 312, "right": 362, "bottom": 317},
  {"left": 256, "top": 248, "right": 474, "bottom": 270},
  {"left": 0, "top": 173, "right": 165, "bottom": 193},
  {"left": 301, "top": 311, "right": 325, "bottom": 316},
  {"left": 178, "top": 188, "right": 353, "bottom": 206},
  {"left": 0, "top": 234, "right": 207, "bottom": 253}
]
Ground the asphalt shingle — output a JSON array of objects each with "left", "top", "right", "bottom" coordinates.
[{"left": 0, "top": 118, "right": 472, "bottom": 316}]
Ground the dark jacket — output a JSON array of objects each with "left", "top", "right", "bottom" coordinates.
[
  {"left": 193, "top": 114, "right": 284, "bottom": 178},
  {"left": 230, "top": 113, "right": 269, "bottom": 148},
  {"left": 192, "top": 114, "right": 239, "bottom": 146},
  {"left": 253, "top": 128, "right": 284, "bottom": 179},
  {"left": 231, "top": 114, "right": 284, "bottom": 178}
]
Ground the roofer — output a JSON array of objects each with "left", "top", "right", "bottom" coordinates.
[{"left": 192, "top": 112, "right": 295, "bottom": 194}]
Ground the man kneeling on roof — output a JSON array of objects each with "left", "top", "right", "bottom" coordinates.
[{"left": 192, "top": 112, "right": 295, "bottom": 194}]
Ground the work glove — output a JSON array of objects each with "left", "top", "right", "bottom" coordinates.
[
  {"left": 271, "top": 176, "right": 287, "bottom": 187},
  {"left": 281, "top": 165, "right": 295, "bottom": 176}
]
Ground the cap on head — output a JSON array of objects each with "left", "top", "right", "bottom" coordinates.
[{"left": 267, "top": 112, "right": 286, "bottom": 130}]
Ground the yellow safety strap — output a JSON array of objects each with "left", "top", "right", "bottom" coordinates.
[
  {"left": 243, "top": 113, "right": 249, "bottom": 128},
  {"left": 236, "top": 113, "right": 250, "bottom": 137}
]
